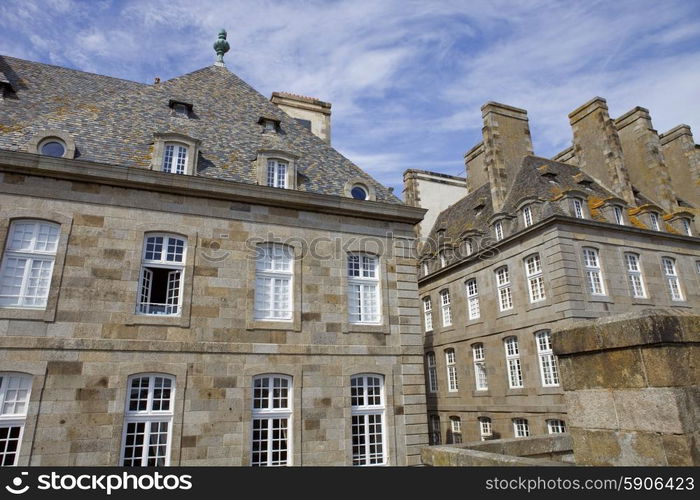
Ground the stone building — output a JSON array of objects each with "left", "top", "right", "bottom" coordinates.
[
  {"left": 0, "top": 34, "right": 429, "bottom": 466},
  {"left": 405, "top": 98, "right": 700, "bottom": 445}
]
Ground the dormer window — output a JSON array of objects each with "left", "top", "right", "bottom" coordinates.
[
  {"left": 162, "top": 143, "right": 188, "bottom": 174},
  {"left": 681, "top": 218, "right": 693, "bottom": 236},
  {"left": 613, "top": 206, "right": 624, "bottom": 225},
  {"left": 522, "top": 205, "right": 533, "bottom": 227},
  {"left": 494, "top": 221, "right": 504, "bottom": 241},
  {"left": 267, "top": 159, "right": 288, "bottom": 188},
  {"left": 28, "top": 131, "right": 76, "bottom": 159},
  {"left": 152, "top": 133, "right": 200, "bottom": 176},
  {"left": 39, "top": 138, "right": 66, "bottom": 158},
  {"left": 350, "top": 185, "right": 368, "bottom": 200},
  {"left": 343, "top": 178, "right": 376, "bottom": 201},
  {"left": 168, "top": 100, "right": 193, "bottom": 118},
  {"left": 572, "top": 198, "right": 585, "bottom": 219},
  {"left": 649, "top": 212, "right": 660, "bottom": 231},
  {"left": 259, "top": 117, "right": 281, "bottom": 133}
]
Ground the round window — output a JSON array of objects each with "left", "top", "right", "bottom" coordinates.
[
  {"left": 351, "top": 185, "right": 368, "bottom": 200},
  {"left": 40, "top": 140, "right": 66, "bottom": 158}
]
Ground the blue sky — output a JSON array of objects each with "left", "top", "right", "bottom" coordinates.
[{"left": 2, "top": 0, "right": 699, "bottom": 196}]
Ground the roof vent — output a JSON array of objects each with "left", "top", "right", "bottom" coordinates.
[
  {"left": 258, "top": 116, "right": 281, "bottom": 133},
  {"left": 537, "top": 164, "right": 558, "bottom": 178},
  {"left": 0, "top": 71, "right": 14, "bottom": 99},
  {"left": 168, "top": 99, "right": 193, "bottom": 117},
  {"left": 573, "top": 173, "right": 593, "bottom": 186}
]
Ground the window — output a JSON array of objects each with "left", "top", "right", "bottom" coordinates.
[
  {"left": 535, "top": 331, "right": 559, "bottom": 387},
  {"left": 624, "top": 253, "right": 646, "bottom": 298},
  {"left": 445, "top": 349, "right": 458, "bottom": 392},
  {"left": 350, "top": 185, "right": 368, "bottom": 200},
  {"left": 0, "top": 220, "right": 59, "bottom": 308},
  {"left": 0, "top": 373, "right": 32, "bottom": 466},
  {"left": 465, "top": 279, "right": 480, "bottom": 320},
  {"left": 478, "top": 417, "right": 492, "bottom": 441},
  {"left": 161, "top": 143, "right": 188, "bottom": 174},
  {"left": 582, "top": 248, "right": 605, "bottom": 295},
  {"left": 613, "top": 206, "right": 624, "bottom": 225},
  {"left": 255, "top": 244, "right": 293, "bottom": 321},
  {"left": 523, "top": 205, "right": 533, "bottom": 227},
  {"left": 513, "top": 418, "right": 530, "bottom": 438},
  {"left": 39, "top": 139, "right": 66, "bottom": 158},
  {"left": 429, "top": 415, "right": 441, "bottom": 445},
  {"left": 572, "top": 198, "right": 585, "bottom": 219},
  {"left": 121, "top": 374, "right": 175, "bottom": 466},
  {"left": 439, "top": 251, "right": 447, "bottom": 268},
  {"left": 422, "top": 297, "right": 433, "bottom": 332},
  {"left": 662, "top": 257, "right": 683, "bottom": 301},
  {"left": 422, "top": 261, "right": 429, "bottom": 276},
  {"left": 252, "top": 374, "right": 292, "bottom": 466},
  {"left": 137, "top": 234, "right": 186, "bottom": 315},
  {"left": 350, "top": 374, "right": 385, "bottom": 466},
  {"left": 494, "top": 221, "right": 504, "bottom": 241},
  {"left": 696, "top": 261, "right": 700, "bottom": 274},
  {"left": 266, "top": 159, "right": 288, "bottom": 188},
  {"left": 495, "top": 266, "right": 513, "bottom": 311},
  {"left": 524, "top": 254, "right": 546, "bottom": 303},
  {"left": 449, "top": 417, "right": 462, "bottom": 444},
  {"left": 649, "top": 212, "right": 660, "bottom": 231},
  {"left": 547, "top": 419, "right": 566, "bottom": 434},
  {"left": 426, "top": 352, "right": 438, "bottom": 393},
  {"left": 464, "top": 239, "right": 474, "bottom": 256},
  {"left": 347, "top": 254, "right": 381, "bottom": 324},
  {"left": 472, "top": 344, "right": 488, "bottom": 391},
  {"left": 440, "top": 289, "right": 452, "bottom": 327},
  {"left": 504, "top": 337, "right": 523, "bottom": 389},
  {"left": 681, "top": 218, "right": 693, "bottom": 236},
  {"left": 172, "top": 103, "right": 189, "bottom": 117}
]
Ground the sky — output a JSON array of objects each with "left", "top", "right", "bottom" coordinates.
[{"left": 1, "top": 0, "right": 699, "bottom": 196}]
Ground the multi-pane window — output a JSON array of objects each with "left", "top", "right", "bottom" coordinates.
[
  {"left": 681, "top": 218, "right": 693, "bottom": 236},
  {"left": 449, "top": 417, "right": 462, "bottom": 444},
  {"left": 439, "top": 251, "right": 447, "bottom": 268},
  {"left": 613, "top": 206, "right": 624, "bottom": 225},
  {"left": 624, "top": 253, "right": 646, "bottom": 298},
  {"left": 440, "top": 289, "right": 452, "bottom": 327},
  {"left": 494, "top": 221, "right": 504, "bottom": 241},
  {"left": 478, "top": 417, "right": 492, "bottom": 441},
  {"left": 121, "top": 374, "right": 175, "bottom": 466},
  {"left": 572, "top": 198, "right": 585, "bottom": 219},
  {"left": 472, "top": 343, "right": 488, "bottom": 391},
  {"left": 524, "top": 254, "right": 546, "bottom": 303},
  {"left": 423, "top": 297, "right": 433, "bottom": 332},
  {"left": 255, "top": 244, "right": 293, "bottom": 321},
  {"left": 350, "top": 374, "right": 385, "bottom": 466},
  {"left": 426, "top": 352, "right": 438, "bottom": 393},
  {"left": 266, "top": 159, "right": 288, "bottom": 188},
  {"left": 662, "top": 257, "right": 683, "bottom": 301},
  {"left": 445, "top": 349, "right": 458, "bottom": 392},
  {"left": 252, "top": 374, "right": 292, "bottom": 466},
  {"left": 0, "top": 373, "right": 32, "bottom": 466},
  {"left": 535, "top": 331, "right": 559, "bottom": 387},
  {"left": 649, "top": 212, "right": 660, "bottom": 231},
  {"left": 582, "top": 248, "right": 605, "bottom": 295},
  {"left": 0, "top": 220, "right": 59, "bottom": 308},
  {"left": 465, "top": 279, "right": 480, "bottom": 320},
  {"left": 429, "top": 415, "right": 441, "bottom": 445},
  {"left": 137, "top": 234, "right": 186, "bottom": 315},
  {"left": 495, "top": 266, "right": 513, "bottom": 311},
  {"left": 523, "top": 205, "right": 533, "bottom": 227},
  {"left": 162, "top": 143, "right": 188, "bottom": 174},
  {"left": 513, "top": 418, "right": 530, "bottom": 438},
  {"left": 347, "top": 254, "right": 381, "bottom": 324},
  {"left": 504, "top": 337, "right": 523, "bottom": 389},
  {"left": 547, "top": 419, "right": 567, "bottom": 434}
]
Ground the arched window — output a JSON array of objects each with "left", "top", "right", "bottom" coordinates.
[
  {"left": 252, "top": 374, "right": 292, "bottom": 466},
  {"left": 478, "top": 417, "right": 492, "bottom": 441},
  {"left": 137, "top": 234, "right": 186, "bottom": 315},
  {"left": 255, "top": 244, "right": 293, "bottom": 320},
  {"left": 522, "top": 205, "right": 533, "bottom": 227},
  {"left": 0, "top": 373, "right": 32, "bottom": 466},
  {"left": 350, "top": 374, "right": 385, "bottom": 466},
  {"left": 347, "top": 254, "right": 381, "bottom": 324}
]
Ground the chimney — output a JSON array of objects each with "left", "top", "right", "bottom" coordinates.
[
  {"left": 464, "top": 141, "right": 487, "bottom": 193},
  {"left": 270, "top": 92, "right": 332, "bottom": 144},
  {"left": 659, "top": 125, "right": 700, "bottom": 208},
  {"left": 481, "top": 102, "right": 534, "bottom": 211},
  {"left": 614, "top": 107, "right": 676, "bottom": 211},
  {"left": 569, "top": 97, "right": 634, "bottom": 204}
]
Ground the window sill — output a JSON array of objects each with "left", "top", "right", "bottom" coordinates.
[
  {"left": 525, "top": 300, "right": 550, "bottom": 312},
  {"left": 630, "top": 298, "right": 653, "bottom": 306},
  {"left": 0, "top": 306, "right": 54, "bottom": 323},
  {"left": 247, "top": 318, "right": 301, "bottom": 332},
  {"left": 465, "top": 319, "right": 483, "bottom": 327},
  {"left": 668, "top": 302, "right": 693, "bottom": 309},
  {"left": 536, "top": 386, "right": 563, "bottom": 396},
  {"left": 506, "top": 388, "right": 526, "bottom": 396},
  {"left": 438, "top": 326, "right": 456, "bottom": 334},
  {"left": 587, "top": 295, "right": 613, "bottom": 303},
  {"left": 125, "top": 313, "right": 190, "bottom": 328},
  {"left": 344, "top": 323, "right": 390, "bottom": 335},
  {"left": 496, "top": 310, "right": 518, "bottom": 319},
  {"left": 471, "top": 390, "right": 491, "bottom": 397},
  {"left": 444, "top": 392, "right": 461, "bottom": 398}
]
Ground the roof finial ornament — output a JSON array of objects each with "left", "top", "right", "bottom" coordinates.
[{"left": 213, "top": 29, "right": 230, "bottom": 67}]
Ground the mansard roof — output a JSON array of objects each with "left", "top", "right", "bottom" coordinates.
[{"left": 0, "top": 55, "right": 399, "bottom": 203}]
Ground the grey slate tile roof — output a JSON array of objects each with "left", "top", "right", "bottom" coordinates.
[{"left": 0, "top": 55, "right": 399, "bottom": 203}]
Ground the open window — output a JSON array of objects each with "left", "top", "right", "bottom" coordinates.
[{"left": 137, "top": 234, "right": 186, "bottom": 316}]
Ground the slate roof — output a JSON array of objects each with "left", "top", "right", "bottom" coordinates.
[{"left": 0, "top": 55, "right": 399, "bottom": 203}]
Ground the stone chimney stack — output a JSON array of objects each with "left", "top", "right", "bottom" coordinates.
[
  {"left": 614, "top": 107, "right": 676, "bottom": 211},
  {"left": 659, "top": 125, "right": 700, "bottom": 208},
  {"left": 270, "top": 92, "right": 332, "bottom": 144},
  {"left": 569, "top": 97, "right": 635, "bottom": 205},
  {"left": 464, "top": 142, "right": 487, "bottom": 193},
  {"left": 481, "top": 102, "right": 534, "bottom": 212}
]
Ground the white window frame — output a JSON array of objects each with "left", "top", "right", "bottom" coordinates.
[
  {"left": 681, "top": 218, "right": 693, "bottom": 236},
  {"left": 624, "top": 253, "right": 646, "bottom": 299},
  {"left": 522, "top": 205, "right": 533, "bottom": 227},
  {"left": 161, "top": 142, "right": 188, "bottom": 174},
  {"left": 0, "top": 220, "right": 59, "bottom": 309},
  {"left": 347, "top": 254, "right": 381, "bottom": 325},
  {"left": 504, "top": 336, "right": 523, "bottom": 389},
  {"left": 120, "top": 373, "right": 175, "bottom": 466},
  {"left": 422, "top": 261, "right": 429, "bottom": 276},
  {"left": 662, "top": 257, "right": 683, "bottom": 301},
  {"left": 137, "top": 234, "right": 186, "bottom": 316},
  {"left": 535, "top": 331, "right": 560, "bottom": 387},
  {"left": 350, "top": 374, "right": 386, "bottom": 466},
  {"left": 445, "top": 349, "right": 458, "bottom": 392},
  {"left": 439, "top": 251, "right": 447, "bottom": 268},
  {"left": 513, "top": 418, "right": 530, "bottom": 438},
  {"left": 423, "top": 297, "right": 433, "bottom": 332},
  {"left": 495, "top": 266, "right": 513, "bottom": 312},
  {"left": 494, "top": 221, "right": 504, "bottom": 241},
  {"left": 426, "top": 352, "right": 438, "bottom": 393},
  {"left": 266, "top": 159, "right": 288, "bottom": 189},
  {"left": 449, "top": 417, "right": 462, "bottom": 444},
  {"left": 440, "top": 289, "right": 452, "bottom": 327},
  {"left": 547, "top": 419, "right": 566, "bottom": 434},
  {"left": 429, "top": 415, "right": 441, "bottom": 445},
  {"left": 649, "top": 212, "right": 660, "bottom": 231},
  {"left": 255, "top": 244, "right": 293, "bottom": 321},
  {"left": 613, "top": 206, "right": 624, "bottom": 225},
  {"left": 524, "top": 254, "right": 546, "bottom": 303},
  {"left": 572, "top": 198, "right": 585, "bottom": 219},
  {"left": 582, "top": 247, "right": 605, "bottom": 296},
  {"left": 251, "top": 374, "right": 293, "bottom": 467},
  {"left": 472, "top": 343, "right": 488, "bottom": 391},
  {"left": 0, "top": 373, "right": 32, "bottom": 466},
  {"left": 478, "top": 417, "right": 492, "bottom": 441},
  {"left": 464, "top": 239, "right": 474, "bottom": 256},
  {"left": 465, "top": 279, "right": 480, "bottom": 320}
]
